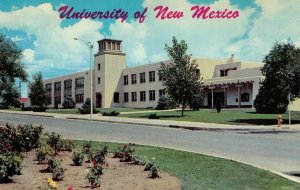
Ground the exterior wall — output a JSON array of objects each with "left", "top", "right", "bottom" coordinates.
[
  {"left": 122, "top": 62, "right": 165, "bottom": 108},
  {"left": 43, "top": 70, "right": 94, "bottom": 108},
  {"left": 290, "top": 98, "right": 300, "bottom": 111}
]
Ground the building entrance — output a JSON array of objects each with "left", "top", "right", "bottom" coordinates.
[
  {"left": 207, "top": 92, "right": 225, "bottom": 108},
  {"left": 96, "top": 93, "right": 102, "bottom": 108}
]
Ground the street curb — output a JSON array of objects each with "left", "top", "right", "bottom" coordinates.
[{"left": 0, "top": 111, "right": 54, "bottom": 118}]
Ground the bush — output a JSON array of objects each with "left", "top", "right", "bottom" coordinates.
[
  {"left": 148, "top": 113, "right": 160, "bottom": 119},
  {"left": 47, "top": 157, "right": 61, "bottom": 172},
  {"left": 86, "top": 169, "right": 101, "bottom": 188},
  {"left": 113, "top": 143, "right": 135, "bottom": 162},
  {"left": 32, "top": 106, "right": 47, "bottom": 112},
  {"left": 36, "top": 145, "right": 53, "bottom": 164},
  {"left": 78, "top": 98, "right": 99, "bottom": 114},
  {"left": 0, "top": 123, "right": 43, "bottom": 153},
  {"left": 254, "top": 90, "right": 288, "bottom": 113},
  {"left": 0, "top": 153, "right": 22, "bottom": 182},
  {"left": 72, "top": 151, "right": 84, "bottom": 166},
  {"left": 216, "top": 98, "right": 222, "bottom": 113},
  {"left": 52, "top": 167, "right": 64, "bottom": 181},
  {"left": 61, "top": 140, "right": 74, "bottom": 152},
  {"left": 132, "top": 155, "right": 145, "bottom": 165},
  {"left": 144, "top": 161, "right": 155, "bottom": 171},
  {"left": 82, "top": 141, "right": 92, "bottom": 154},
  {"left": 148, "top": 165, "right": 160, "bottom": 178},
  {"left": 46, "top": 132, "right": 63, "bottom": 155},
  {"left": 62, "top": 97, "right": 76, "bottom": 109},
  {"left": 93, "top": 146, "right": 108, "bottom": 165},
  {"left": 101, "top": 111, "right": 120, "bottom": 116},
  {"left": 155, "top": 95, "right": 176, "bottom": 110}
]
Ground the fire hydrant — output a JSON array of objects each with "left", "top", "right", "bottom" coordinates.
[{"left": 278, "top": 115, "right": 283, "bottom": 127}]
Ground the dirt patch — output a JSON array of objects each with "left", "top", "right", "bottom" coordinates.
[{"left": 0, "top": 151, "right": 181, "bottom": 190}]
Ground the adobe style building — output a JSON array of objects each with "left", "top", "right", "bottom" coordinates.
[{"left": 41, "top": 38, "right": 300, "bottom": 110}]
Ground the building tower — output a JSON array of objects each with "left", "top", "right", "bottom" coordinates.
[{"left": 94, "top": 39, "right": 126, "bottom": 108}]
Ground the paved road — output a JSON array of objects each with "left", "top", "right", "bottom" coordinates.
[{"left": 1, "top": 112, "right": 300, "bottom": 178}]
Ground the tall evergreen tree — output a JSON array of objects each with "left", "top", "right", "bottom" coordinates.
[
  {"left": 254, "top": 42, "right": 300, "bottom": 113},
  {"left": 0, "top": 34, "right": 27, "bottom": 106},
  {"left": 159, "top": 37, "right": 203, "bottom": 116},
  {"left": 29, "top": 72, "right": 48, "bottom": 111},
  {"left": 1, "top": 82, "right": 20, "bottom": 108}
]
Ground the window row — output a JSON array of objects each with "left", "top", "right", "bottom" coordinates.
[
  {"left": 122, "top": 89, "right": 165, "bottom": 103},
  {"left": 47, "top": 93, "right": 85, "bottom": 105},
  {"left": 123, "top": 71, "right": 164, "bottom": 85},
  {"left": 46, "top": 77, "right": 85, "bottom": 92}
]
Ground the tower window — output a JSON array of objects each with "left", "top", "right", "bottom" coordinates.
[
  {"left": 98, "top": 63, "right": 101, "bottom": 70},
  {"left": 98, "top": 77, "right": 100, "bottom": 84}
]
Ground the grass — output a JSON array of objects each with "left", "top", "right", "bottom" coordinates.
[
  {"left": 73, "top": 140, "right": 300, "bottom": 190},
  {"left": 119, "top": 109, "right": 300, "bottom": 125}
]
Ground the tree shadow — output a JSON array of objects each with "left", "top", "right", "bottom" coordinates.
[{"left": 232, "top": 119, "right": 300, "bottom": 125}]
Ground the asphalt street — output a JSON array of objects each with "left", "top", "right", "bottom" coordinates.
[{"left": 1, "top": 112, "right": 300, "bottom": 178}]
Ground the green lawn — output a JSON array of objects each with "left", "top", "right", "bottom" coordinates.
[
  {"left": 119, "top": 109, "right": 300, "bottom": 125},
  {"left": 73, "top": 140, "right": 300, "bottom": 190}
]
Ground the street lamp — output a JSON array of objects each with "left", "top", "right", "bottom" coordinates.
[{"left": 74, "top": 38, "right": 94, "bottom": 120}]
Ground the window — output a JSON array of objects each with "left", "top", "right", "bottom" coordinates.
[
  {"left": 220, "top": 70, "right": 225, "bottom": 77},
  {"left": 112, "top": 43, "right": 115, "bottom": 50},
  {"left": 241, "top": 92, "right": 250, "bottom": 102},
  {"left": 64, "top": 79, "right": 72, "bottom": 90},
  {"left": 108, "top": 42, "right": 111, "bottom": 50},
  {"left": 75, "top": 77, "right": 84, "bottom": 88},
  {"left": 124, "top": 75, "right": 128, "bottom": 85},
  {"left": 131, "top": 74, "right": 137, "bottom": 84},
  {"left": 54, "top": 82, "right": 61, "bottom": 90},
  {"left": 140, "top": 91, "right": 146, "bottom": 102},
  {"left": 140, "top": 72, "right": 145, "bottom": 83},
  {"left": 117, "top": 43, "right": 120, "bottom": 50},
  {"left": 75, "top": 94, "right": 84, "bottom": 103},
  {"left": 98, "top": 77, "right": 101, "bottom": 84},
  {"left": 45, "top": 83, "right": 52, "bottom": 92},
  {"left": 149, "top": 90, "right": 155, "bottom": 101},
  {"left": 114, "top": 92, "right": 119, "bottom": 103},
  {"left": 159, "top": 89, "right": 165, "bottom": 98},
  {"left": 131, "top": 92, "right": 137, "bottom": 102},
  {"left": 220, "top": 68, "right": 237, "bottom": 77},
  {"left": 124, "top": 92, "right": 129, "bottom": 102},
  {"left": 149, "top": 71, "right": 155, "bottom": 82},
  {"left": 98, "top": 63, "right": 101, "bottom": 71},
  {"left": 158, "top": 70, "right": 164, "bottom": 81}
]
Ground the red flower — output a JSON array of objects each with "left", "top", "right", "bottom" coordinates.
[
  {"left": 2, "top": 127, "right": 8, "bottom": 133},
  {"left": 67, "top": 186, "right": 73, "bottom": 190},
  {"left": 92, "top": 160, "right": 97, "bottom": 168}
]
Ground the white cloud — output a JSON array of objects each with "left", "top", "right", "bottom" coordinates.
[
  {"left": 110, "top": 0, "right": 255, "bottom": 66},
  {"left": 11, "top": 35, "right": 25, "bottom": 42},
  {"left": 225, "top": 0, "right": 300, "bottom": 61},
  {"left": 0, "top": 3, "right": 103, "bottom": 78}
]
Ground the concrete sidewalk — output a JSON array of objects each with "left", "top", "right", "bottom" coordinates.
[{"left": 1, "top": 110, "right": 299, "bottom": 131}]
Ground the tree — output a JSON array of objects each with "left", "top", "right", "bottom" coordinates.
[
  {"left": 62, "top": 96, "right": 76, "bottom": 109},
  {"left": 0, "top": 34, "right": 27, "bottom": 106},
  {"left": 78, "top": 98, "right": 99, "bottom": 114},
  {"left": 1, "top": 82, "right": 20, "bottom": 108},
  {"left": 254, "top": 41, "right": 300, "bottom": 113},
  {"left": 155, "top": 95, "right": 176, "bottom": 110},
  {"left": 29, "top": 72, "right": 48, "bottom": 112},
  {"left": 159, "top": 37, "right": 203, "bottom": 116}
]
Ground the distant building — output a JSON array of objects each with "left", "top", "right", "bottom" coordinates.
[{"left": 37, "top": 38, "right": 300, "bottom": 111}]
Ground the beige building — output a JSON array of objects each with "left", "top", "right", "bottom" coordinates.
[{"left": 41, "top": 38, "right": 299, "bottom": 111}]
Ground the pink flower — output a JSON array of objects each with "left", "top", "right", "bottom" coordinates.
[
  {"left": 67, "top": 186, "right": 73, "bottom": 190},
  {"left": 92, "top": 160, "right": 97, "bottom": 168}
]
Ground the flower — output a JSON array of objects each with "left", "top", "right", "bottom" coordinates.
[
  {"left": 47, "top": 178, "right": 58, "bottom": 189},
  {"left": 2, "top": 127, "right": 8, "bottom": 132},
  {"left": 67, "top": 186, "right": 74, "bottom": 190}
]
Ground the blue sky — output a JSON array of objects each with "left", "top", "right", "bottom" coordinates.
[{"left": 0, "top": 0, "right": 299, "bottom": 97}]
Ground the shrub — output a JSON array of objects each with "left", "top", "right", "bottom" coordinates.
[
  {"left": 86, "top": 169, "right": 101, "bottom": 188},
  {"left": 52, "top": 167, "right": 64, "bottom": 181},
  {"left": 32, "top": 106, "right": 47, "bottom": 112},
  {"left": 144, "top": 161, "right": 155, "bottom": 171},
  {"left": 47, "top": 157, "right": 61, "bottom": 172},
  {"left": 101, "top": 111, "right": 120, "bottom": 116},
  {"left": 72, "top": 151, "right": 84, "bottom": 166},
  {"left": 216, "top": 98, "right": 222, "bottom": 113},
  {"left": 62, "top": 97, "right": 76, "bottom": 109},
  {"left": 132, "top": 155, "right": 145, "bottom": 165},
  {"left": 78, "top": 98, "right": 99, "bottom": 114},
  {"left": 46, "top": 132, "right": 63, "bottom": 155},
  {"left": 148, "top": 165, "right": 160, "bottom": 179},
  {"left": 36, "top": 145, "right": 53, "bottom": 164},
  {"left": 82, "top": 141, "right": 92, "bottom": 154},
  {"left": 148, "top": 113, "right": 160, "bottom": 119},
  {"left": 93, "top": 146, "right": 109, "bottom": 165},
  {"left": 155, "top": 95, "right": 176, "bottom": 110},
  {"left": 86, "top": 152, "right": 94, "bottom": 163},
  {"left": 21, "top": 103, "right": 31, "bottom": 111},
  {"left": 113, "top": 143, "right": 135, "bottom": 162},
  {"left": 0, "top": 153, "right": 22, "bottom": 182},
  {"left": 0, "top": 123, "right": 43, "bottom": 153},
  {"left": 61, "top": 140, "right": 74, "bottom": 152}
]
